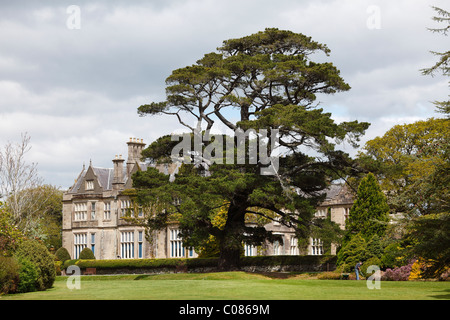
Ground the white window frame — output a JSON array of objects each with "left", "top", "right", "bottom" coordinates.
[
  {"left": 315, "top": 208, "right": 326, "bottom": 218},
  {"left": 74, "top": 233, "right": 87, "bottom": 259},
  {"left": 104, "top": 202, "right": 111, "bottom": 220},
  {"left": 170, "top": 229, "right": 185, "bottom": 258},
  {"left": 289, "top": 236, "right": 299, "bottom": 255},
  {"left": 310, "top": 238, "right": 323, "bottom": 256},
  {"left": 90, "top": 202, "right": 96, "bottom": 220},
  {"left": 244, "top": 243, "right": 256, "bottom": 256},
  {"left": 344, "top": 207, "right": 350, "bottom": 221},
  {"left": 74, "top": 202, "right": 87, "bottom": 221},
  {"left": 120, "top": 231, "right": 135, "bottom": 259},
  {"left": 120, "top": 199, "right": 133, "bottom": 217},
  {"left": 85, "top": 180, "right": 94, "bottom": 190}
]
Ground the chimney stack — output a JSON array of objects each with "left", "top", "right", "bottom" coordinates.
[
  {"left": 112, "top": 154, "right": 125, "bottom": 190},
  {"left": 126, "top": 137, "right": 146, "bottom": 178}
]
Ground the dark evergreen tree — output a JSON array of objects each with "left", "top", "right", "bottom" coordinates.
[
  {"left": 346, "top": 173, "right": 389, "bottom": 242},
  {"left": 135, "top": 29, "right": 369, "bottom": 270}
]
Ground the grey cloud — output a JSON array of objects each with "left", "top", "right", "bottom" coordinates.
[{"left": 0, "top": 0, "right": 448, "bottom": 188}]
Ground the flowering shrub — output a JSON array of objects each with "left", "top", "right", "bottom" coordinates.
[{"left": 382, "top": 261, "right": 414, "bottom": 281}]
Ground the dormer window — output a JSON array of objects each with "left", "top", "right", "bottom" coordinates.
[{"left": 86, "top": 180, "right": 94, "bottom": 190}]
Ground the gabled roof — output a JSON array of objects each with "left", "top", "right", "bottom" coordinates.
[
  {"left": 92, "top": 167, "right": 114, "bottom": 191},
  {"left": 67, "top": 166, "right": 114, "bottom": 194}
]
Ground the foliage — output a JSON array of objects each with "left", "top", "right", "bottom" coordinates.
[
  {"left": 0, "top": 255, "right": 19, "bottom": 294},
  {"left": 55, "top": 247, "right": 71, "bottom": 263},
  {"left": 79, "top": 247, "right": 96, "bottom": 260},
  {"left": 15, "top": 256, "right": 39, "bottom": 293},
  {"left": 358, "top": 118, "right": 449, "bottom": 216},
  {"left": 197, "top": 202, "right": 228, "bottom": 258},
  {"left": 363, "top": 235, "right": 384, "bottom": 261},
  {"left": 406, "top": 212, "right": 450, "bottom": 277},
  {"left": 380, "top": 242, "right": 406, "bottom": 269},
  {"left": 65, "top": 255, "right": 336, "bottom": 273},
  {"left": 317, "top": 271, "right": 342, "bottom": 280},
  {"left": 0, "top": 206, "right": 24, "bottom": 256},
  {"left": 362, "top": 256, "right": 381, "bottom": 275},
  {"left": 408, "top": 258, "right": 431, "bottom": 280},
  {"left": 382, "top": 261, "right": 414, "bottom": 281},
  {"left": 14, "top": 239, "right": 55, "bottom": 291},
  {"left": 310, "top": 215, "right": 345, "bottom": 255},
  {"left": 136, "top": 28, "right": 369, "bottom": 269},
  {"left": 0, "top": 134, "right": 63, "bottom": 247},
  {"left": 336, "top": 233, "right": 366, "bottom": 272},
  {"left": 420, "top": 6, "right": 449, "bottom": 116},
  {"left": 345, "top": 173, "right": 389, "bottom": 242}
]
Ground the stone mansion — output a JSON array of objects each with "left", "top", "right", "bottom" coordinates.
[{"left": 62, "top": 138, "right": 354, "bottom": 260}]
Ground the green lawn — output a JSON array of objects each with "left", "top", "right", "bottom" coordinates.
[{"left": 1, "top": 272, "right": 449, "bottom": 300}]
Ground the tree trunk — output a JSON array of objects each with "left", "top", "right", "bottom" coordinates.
[{"left": 217, "top": 202, "right": 246, "bottom": 271}]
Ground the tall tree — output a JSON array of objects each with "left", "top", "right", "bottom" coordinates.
[
  {"left": 421, "top": 6, "right": 449, "bottom": 116},
  {"left": 135, "top": 29, "right": 369, "bottom": 269},
  {"left": 357, "top": 118, "right": 449, "bottom": 216},
  {"left": 345, "top": 173, "right": 390, "bottom": 242},
  {"left": 0, "top": 133, "right": 42, "bottom": 232},
  {"left": 406, "top": 212, "right": 450, "bottom": 278},
  {"left": 0, "top": 134, "right": 62, "bottom": 243}
]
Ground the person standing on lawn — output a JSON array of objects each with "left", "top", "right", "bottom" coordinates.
[{"left": 355, "top": 261, "right": 363, "bottom": 280}]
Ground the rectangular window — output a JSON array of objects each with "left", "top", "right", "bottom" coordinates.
[
  {"left": 104, "top": 202, "right": 111, "bottom": 220},
  {"left": 120, "top": 200, "right": 133, "bottom": 217},
  {"left": 91, "top": 202, "right": 96, "bottom": 220},
  {"left": 74, "top": 202, "right": 87, "bottom": 221},
  {"left": 315, "top": 208, "right": 326, "bottom": 217},
  {"left": 138, "top": 231, "right": 143, "bottom": 258},
  {"left": 344, "top": 207, "right": 350, "bottom": 221},
  {"left": 91, "top": 233, "right": 96, "bottom": 256},
  {"left": 244, "top": 243, "right": 256, "bottom": 256},
  {"left": 273, "top": 240, "right": 281, "bottom": 255},
  {"left": 120, "top": 231, "right": 134, "bottom": 259},
  {"left": 289, "top": 236, "right": 298, "bottom": 255},
  {"left": 86, "top": 180, "right": 94, "bottom": 190},
  {"left": 170, "top": 229, "right": 185, "bottom": 258},
  {"left": 74, "top": 233, "right": 87, "bottom": 259},
  {"left": 311, "top": 238, "right": 323, "bottom": 256}
]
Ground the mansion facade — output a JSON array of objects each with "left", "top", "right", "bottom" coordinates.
[{"left": 62, "top": 138, "right": 354, "bottom": 260}]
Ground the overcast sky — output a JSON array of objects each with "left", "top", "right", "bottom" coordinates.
[{"left": 0, "top": 0, "right": 448, "bottom": 189}]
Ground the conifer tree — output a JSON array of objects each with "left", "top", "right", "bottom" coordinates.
[
  {"left": 346, "top": 173, "right": 390, "bottom": 242},
  {"left": 135, "top": 29, "right": 369, "bottom": 270}
]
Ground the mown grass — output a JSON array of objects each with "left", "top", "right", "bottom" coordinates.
[{"left": 1, "top": 272, "right": 449, "bottom": 300}]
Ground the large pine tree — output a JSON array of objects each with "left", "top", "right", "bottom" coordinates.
[{"left": 135, "top": 29, "right": 369, "bottom": 270}]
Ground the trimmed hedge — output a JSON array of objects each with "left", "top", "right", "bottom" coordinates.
[
  {"left": 55, "top": 247, "right": 71, "bottom": 263},
  {"left": 241, "top": 255, "right": 336, "bottom": 267},
  {"left": 63, "top": 255, "right": 336, "bottom": 274}
]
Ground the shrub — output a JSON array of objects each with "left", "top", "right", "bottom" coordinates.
[
  {"left": 317, "top": 271, "right": 341, "bottom": 280},
  {"left": 380, "top": 242, "right": 404, "bottom": 269},
  {"left": 55, "top": 261, "right": 63, "bottom": 276},
  {"left": 337, "top": 233, "right": 366, "bottom": 272},
  {"left": 362, "top": 256, "right": 382, "bottom": 275},
  {"left": 0, "top": 256, "right": 19, "bottom": 294},
  {"left": 79, "top": 247, "right": 95, "bottom": 260},
  {"left": 66, "top": 255, "right": 336, "bottom": 274},
  {"left": 16, "top": 256, "right": 39, "bottom": 293},
  {"left": 382, "top": 261, "right": 414, "bottom": 281},
  {"left": 55, "top": 247, "right": 71, "bottom": 263},
  {"left": 14, "top": 240, "right": 56, "bottom": 290}
]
